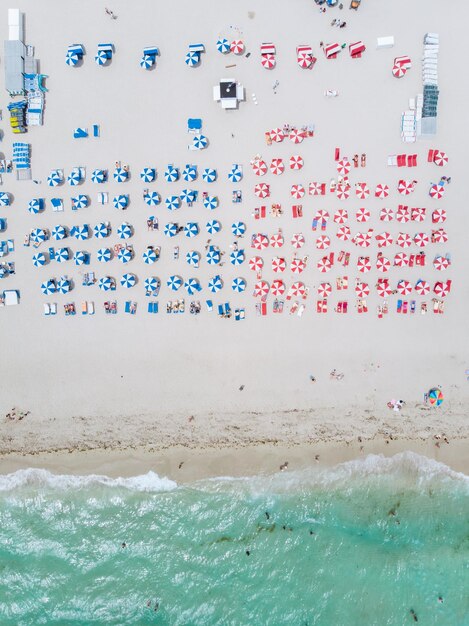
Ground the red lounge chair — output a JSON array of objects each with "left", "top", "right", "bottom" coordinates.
[
  {"left": 397, "top": 154, "right": 406, "bottom": 167},
  {"left": 427, "top": 149, "right": 435, "bottom": 162},
  {"left": 261, "top": 302, "right": 267, "bottom": 316},
  {"left": 335, "top": 147, "right": 340, "bottom": 161},
  {"left": 397, "top": 300, "right": 403, "bottom": 313},
  {"left": 343, "top": 301, "right": 348, "bottom": 313},
  {"left": 402, "top": 301, "right": 408, "bottom": 314},
  {"left": 335, "top": 302, "right": 343, "bottom": 313},
  {"left": 411, "top": 154, "right": 417, "bottom": 166}
]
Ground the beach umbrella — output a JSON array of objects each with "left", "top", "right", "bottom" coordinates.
[
  {"left": 289, "top": 129, "right": 304, "bottom": 144},
  {"left": 380, "top": 208, "right": 393, "bottom": 222},
  {"left": 57, "top": 278, "right": 71, "bottom": 294},
  {"left": 230, "top": 250, "right": 245, "bottom": 266},
  {"left": 433, "top": 151, "right": 448, "bottom": 167},
  {"left": 230, "top": 40, "right": 245, "bottom": 54},
  {"left": 72, "top": 224, "right": 90, "bottom": 240},
  {"left": 271, "top": 280, "right": 285, "bottom": 296},
  {"left": 309, "top": 182, "right": 324, "bottom": 196},
  {"left": 72, "top": 194, "right": 89, "bottom": 209},
  {"left": 228, "top": 166, "right": 242, "bottom": 182},
  {"left": 186, "top": 251, "right": 200, "bottom": 267},
  {"left": 336, "top": 225, "right": 351, "bottom": 242},
  {"left": 270, "top": 232, "right": 284, "bottom": 248},
  {"left": 140, "top": 167, "right": 156, "bottom": 182},
  {"left": 396, "top": 207, "right": 410, "bottom": 223},
  {"left": 206, "top": 219, "right": 221, "bottom": 234},
  {"left": 248, "top": 256, "right": 263, "bottom": 272},
  {"left": 315, "top": 209, "right": 330, "bottom": 224},
  {"left": 91, "top": 169, "right": 106, "bottom": 183},
  {"left": 412, "top": 207, "right": 426, "bottom": 222},
  {"left": 270, "top": 158, "right": 285, "bottom": 175},
  {"left": 357, "top": 257, "right": 372, "bottom": 273},
  {"left": 398, "top": 180, "right": 415, "bottom": 195},
  {"left": 252, "top": 160, "right": 267, "bottom": 176},
  {"left": 120, "top": 273, "right": 137, "bottom": 288},
  {"left": 97, "top": 247, "right": 113, "bottom": 263},
  {"left": 185, "top": 51, "right": 199, "bottom": 66},
  {"left": 393, "top": 253, "right": 409, "bottom": 267},
  {"left": 290, "top": 258, "right": 306, "bottom": 274},
  {"left": 144, "top": 191, "right": 160, "bottom": 206},
  {"left": 376, "top": 279, "right": 392, "bottom": 297},
  {"left": 232, "top": 277, "right": 246, "bottom": 293},
  {"left": 269, "top": 128, "right": 285, "bottom": 143},
  {"left": 291, "top": 233, "right": 305, "bottom": 248},
  {"left": 117, "top": 222, "right": 133, "bottom": 239},
  {"left": 231, "top": 221, "right": 246, "bottom": 237},
  {"left": 272, "top": 257, "right": 286, "bottom": 273},
  {"left": 55, "top": 247, "right": 70, "bottom": 263},
  {"left": 253, "top": 280, "right": 269, "bottom": 298},
  {"left": 184, "top": 277, "right": 201, "bottom": 295},
  {"left": 318, "top": 282, "right": 332, "bottom": 298},
  {"left": 184, "top": 222, "right": 199, "bottom": 238},
  {"left": 376, "top": 232, "right": 393, "bottom": 247},
  {"left": 118, "top": 247, "right": 133, "bottom": 264},
  {"left": 392, "top": 64, "right": 406, "bottom": 78},
  {"left": 32, "top": 252, "right": 46, "bottom": 268},
  {"left": 314, "top": 235, "right": 330, "bottom": 251},
  {"left": 414, "top": 232, "right": 429, "bottom": 247},
  {"left": 429, "top": 183, "right": 445, "bottom": 199},
  {"left": 434, "top": 281, "right": 451, "bottom": 298},
  {"left": 140, "top": 54, "right": 154, "bottom": 69},
  {"left": 113, "top": 195, "right": 129, "bottom": 209},
  {"left": 216, "top": 37, "right": 230, "bottom": 53},
  {"left": 289, "top": 282, "right": 306, "bottom": 298},
  {"left": 432, "top": 228, "right": 448, "bottom": 243},
  {"left": 355, "top": 282, "right": 370, "bottom": 298},
  {"left": 113, "top": 168, "right": 128, "bottom": 183},
  {"left": 261, "top": 53, "right": 276, "bottom": 69},
  {"left": 66, "top": 51, "right": 79, "bottom": 66},
  {"left": 355, "top": 182, "right": 370, "bottom": 199},
  {"left": 41, "top": 279, "right": 56, "bottom": 295},
  {"left": 317, "top": 257, "right": 332, "bottom": 272},
  {"left": 165, "top": 195, "right": 181, "bottom": 211},
  {"left": 47, "top": 170, "right": 62, "bottom": 187},
  {"left": 28, "top": 199, "right": 43, "bottom": 214},
  {"left": 144, "top": 277, "right": 159, "bottom": 294},
  {"left": 0, "top": 192, "right": 10, "bottom": 207},
  {"left": 202, "top": 168, "right": 217, "bottom": 183},
  {"left": 433, "top": 255, "right": 450, "bottom": 271},
  {"left": 353, "top": 231, "right": 372, "bottom": 248},
  {"left": 180, "top": 189, "right": 196, "bottom": 204},
  {"left": 167, "top": 275, "right": 183, "bottom": 291},
  {"left": 428, "top": 388, "right": 444, "bottom": 407},
  {"left": 336, "top": 184, "right": 350, "bottom": 200},
  {"left": 30, "top": 228, "right": 47, "bottom": 243},
  {"left": 183, "top": 164, "right": 198, "bottom": 181},
  {"left": 206, "top": 247, "right": 221, "bottom": 265},
  {"left": 290, "top": 155, "right": 304, "bottom": 170},
  {"left": 375, "top": 184, "right": 389, "bottom": 198},
  {"left": 356, "top": 207, "right": 371, "bottom": 222},
  {"left": 415, "top": 279, "right": 430, "bottom": 295},
  {"left": 397, "top": 279, "right": 413, "bottom": 296},
  {"left": 254, "top": 183, "right": 270, "bottom": 199},
  {"left": 73, "top": 251, "right": 87, "bottom": 266},
  {"left": 334, "top": 209, "right": 348, "bottom": 224},
  {"left": 203, "top": 195, "right": 218, "bottom": 210},
  {"left": 94, "top": 222, "right": 110, "bottom": 239},
  {"left": 252, "top": 234, "right": 269, "bottom": 250},
  {"left": 191, "top": 135, "right": 208, "bottom": 150},
  {"left": 164, "top": 165, "right": 179, "bottom": 182},
  {"left": 337, "top": 158, "right": 351, "bottom": 176},
  {"left": 95, "top": 50, "right": 108, "bottom": 65},
  {"left": 376, "top": 255, "right": 391, "bottom": 272},
  {"left": 67, "top": 170, "right": 81, "bottom": 186},
  {"left": 143, "top": 248, "right": 158, "bottom": 264},
  {"left": 98, "top": 276, "right": 114, "bottom": 291},
  {"left": 208, "top": 275, "right": 223, "bottom": 293},
  {"left": 396, "top": 232, "right": 412, "bottom": 248},
  {"left": 291, "top": 184, "right": 305, "bottom": 199}
]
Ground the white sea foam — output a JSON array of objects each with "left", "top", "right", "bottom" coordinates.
[{"left": 0, "top": 468, "right": 178, "bottom": 493}]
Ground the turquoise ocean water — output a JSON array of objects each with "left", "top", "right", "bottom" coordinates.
[{"left": 0, "top": 452, "right": 468, "bottom": 626}]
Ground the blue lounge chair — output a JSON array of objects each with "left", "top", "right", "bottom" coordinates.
[{"left": 188, "top": 118, "right": 202, "bottom": 132}]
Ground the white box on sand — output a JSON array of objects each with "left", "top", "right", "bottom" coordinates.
[{"left": 377, "top": 36, "right": 395, "bottom": 48}]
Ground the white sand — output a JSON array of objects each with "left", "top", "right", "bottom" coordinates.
[{"left": 0, "top": 0, "right": 468, "bottom": 469}]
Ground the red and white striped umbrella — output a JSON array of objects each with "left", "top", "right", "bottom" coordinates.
[
  {"left": 356, "top": 207, "right": 371, "bottom": 223},
  {"left": 334, "top": 209, "right": 348, "bottom": 224},
  {"left": 336, "top": 225, "right": 351, "bottom": 241},
  {"left": 398, "top": 180, "right": 415, "bottom": 195},
  {"left": 376, "top": 232, "right": 393, "bottom": 248},
  {"left": 290, "top": 155, "right": 304, "bottom": 170},
  {"left": 396, "top": 207, "right": 410, "bottom": 223},
  {"left": 414, "top": 232, "right": 429, "bottom": 247},
  {"left": 355, "top": 282, "right": 370, "bottom": 297},
  {"left": 433, "top": 150, "right": 448, "bottom": 166},
  {"left": 317, "top": 256, "right": 333, "bottom": 273},
  {"left": 355, "top": 182, "right": 370, "bottom": 199},
  {"left": 357, "top": 257, "right": 371, "bottom": 273},
  {"left": 231, "top": 40, "right": 245, "bottom": 55},
  {"left": 291, "top": 233, "right": 305, "bottom": 248},
  {"left": 291, "top": 184, "right": 305, "bottom": 199},
  {"left": 253, "top": 280, "right": 270, "bottom": 297},
  {"left": 297, "top": 52, "right": 312, "bottom": 69},
  {"left": 289, "top": 129, "right": 304, "bottom": 144},
  {"left": 271, "top": 279, "right": 285, "bottom": 296},
  {"left": 315, "top": 209, "right": 329, "bottom": 222},
  {"left": 261, "top": 53, "right": 276, "bottom": 69},
  {"left": 396, "top": 232, "right": 412, "bottom": 248},
  {"left": 337, "top": 158, "right": 351, "bottom": 176},
  {"left": 252, "top": 160, "right": 267, "bottom": 176},
  {"left": 429, "top": 183, "right": 445, "bottom": 199},
  {"left": 432, "top": 209, "right": 447, "bottom": 223},
  {"left": 270, "top": 232, "right": 284, "bottom": 248},
  {"left": 375, "top": 184, "right": 389, "bottom": 198},
  {"left": 336, "top": 184, "right": 350, "bottom": 200},
  {"left": 392, "top": 64, "right": 407, "bottom": 78},
  {"left": 252, "top": 234, "right": 269, "bottom": 250},
  {"left": 433, "top": 255, "right": 450, "bottom": 271},
  {"left": 380, "top": 207, "right": 394, "bottom": 222},
  {"left": 397, "top": 279, "right": 412, "bottom": 296},
  {"left": 270, "top": 158, "right": 285, "bottom": 175},
  {"left": 415, "top": 280, "right": 430, "bottom": 295},
  {"left": 353, "top": 231, "right": 372, "bottom": 248},
  {"left": 270, "top": 128, "right": 285, "bottom": 143},
  {"left": 393, "top": 253, "right": 409, "bottom": 267},
  {"left": 318, "top": 282, "right": 332, "bottom": 298},
  {"left": 309, "top": 182, "right": 325, "bottom": 196},
  {"left": 316, "top": 235, "right": 331, "bottom": 250},
  {"left": 432, "top": 228, "right": 448, "bottom": 243},
  {"left": 291, "top": 258, "right": 306, "bottom": 274},
  {"left": 434, "top": 281, "right": 451, "bottom": 297},
  {"left": 376, "top": 255, "right": 391, "bottom": 272},
  {"left": 289, "top": 281, "right": 307, "bottom": 298},
  {"left": 254, "top": 183, "right": 270, "bottom": 198},
  {"left": 376, "top": 279, "right": 392, "bottom": 297},
  {"left": 272, "top": 256, "right": 286, "bottom": 273},
  {"left": 411, "top": 207, "right": 426, "bottom": 222},
  {"left": 249, "top": 256, "right": 264, "bottom": 271}
]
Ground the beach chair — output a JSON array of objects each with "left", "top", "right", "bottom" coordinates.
[
  {"left": 81, "top": 301, "right": 88, "bottom": 315},
  {"left": 88, "top": 301, "right": 94, "bottom": 315},
  {"left": 297, "top": 304, "right": 305, "bottom": 317},
  {"left": 73, "top": 127, "right": 88, "bottom": 139},
  {"left": 187, "top": 118, "right": 202, "bottom": 133},
  {"left": 49, "top": 303, "right": 57, "bottom": 315},
  {"left": 43, "top": 303, "right": 50, "bottom": 316},
  {"left": 397, "top": 299, "right": 403, "bottom": 313}
]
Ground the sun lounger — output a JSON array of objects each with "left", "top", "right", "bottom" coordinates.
[
  {"left": 125, "top": 301, "right": 137, "bottom": 315},
  {"left": 73, "top": 127, "right": 88, "bottom": 138},
  {"left": 43, "top": 303, "right": 50, "bottom": 316},
  {"left": 81, "top": 301, "right": 87, "bottom": 315},
  {"left": 397, "top": 299, "right": 403, "bottom": 313},
  {"left": 88, "top": 301, "right": 94, "bottom": 315}
]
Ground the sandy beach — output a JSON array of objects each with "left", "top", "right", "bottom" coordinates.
[{"left": 0, "top": 0, "right": 468, "bottom": 476}]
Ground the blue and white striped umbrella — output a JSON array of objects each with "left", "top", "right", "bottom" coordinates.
[
  {"left": 216, "top": 37, "right": 230, "bottom": 53},
  {"left": 67, "top": 170, "right": 81, "bottom": 186},
  {"left": 206, "top": 220, "right": 221, "bottom": 234},
  {"left": 118, "top": 247, "right": 133, "bottom": 264},
  {"left": 57, "top": 278, "right": 71, "bottom": 294},
  {"left": 192, "top": 134, "right": 208, "bottom": 150},
  {"left": 74, "top": 251, "right": 87, "bottom": 266},
  {"left": 206, "top": 248, "right": 221, "bottom": 265},
  {"left": 72, "top": 194, "right": 89, "bottom": 209},
  {"left": 184, "top": 222, "right": 199, "bottom": 238},
  {"left": 186, "top": 251, "right": 200, "bottom": 267},
  {"left": 113, "top": 167, "right": 128, "bottom": 183},
  {"left": 182, "top": 165, "right": 197, "bottom": 181},
  {"left": 164, "top": 222, "right": 178, "bottom": 238},
  {"left": 93, "top": 222, "right": 110, "bottom": 239},
  {"left": 167, "top": 275, "right": 183, "bottom": 291},
  {"left": 164, "top": 166, "right": 179, "bottom": 182},
  {"left": 97, "top": 247, "right": 113, "bottom": 263},
  {"left": 0, "top": 192, "right": 11, "bottom": 206},
  {"left": 72, "top": 224, "right": 90, "bottom": 240},
  {"left": 41, "top": 279, "right": 56, "bottom": 295},
  {"left": 144, "top": 191, "right": 160, "bottom": 206},
  {"left": 203, "top": 195, "right": 218, "bottom": 210},
  {"left": 95, "top": 50, "right": 108, "bottom": 65},
  {"left": 47, "top": 170, "right": 62, "bottom": 187},
  {"left": 32, "top": 252, "right": 46, "bottom": 267},
  {"left": 143, "top": 248, "right": 158, "bottom": 264},
  {"left": 185, "top": 51, "right": 199, "bottom": 66},
  {"left": 117, "top": 222, "right": 133, "bottom": 239},
  {"left": 230, "top": 250, "right": 245, "bottom": 265},
  {"left": 140, "top": 54, "right": 154, "bottom": 69},
  {"left": 113, "top": 195, "right": 129, "bottom": 209},
  {"left": 184, "top": 277, "right": 201, "bottom": 295},
  {"left": 231, "top": 221, "right": 246, "bottom": 236},
  {"left": 120, "top": 273, "right": 136, "bottom": 288},
  {"left": 228, "top": 167, "right": 243, "bottom": 183},
  {"left": 202, "top": 168, "right": 217, "bottom": 183},
  {"left": 208, "top": 275, "right": 223, "bottom": 293},
  {"left": 165, "top": 195, "right": 181, "bottom": 211},
  {"left": 98, "top": 276, "right": 114, "bottom": 291},
  {"left": 52, "top": 225, "right": 67, "bottom": 240},
  {"left": 232, "top": 277, "right": 246, "bottom": 293},
  {"left": 55, "top": 247, "right": 70, "bottom": 263},
  {"left": 140, "top": 167, "right": 156, "bottom": 182},
  {"left": 91, "top": 169, "right": 106, "bottom": 183},
  {"left": 144, "top": 277, "right": 159, "bottom": 294},
  {"left": 180, "top": 188, "right": 196, "bottom": 203},
  {"left": 28, "top": 199, "right": 43, "bottom": 214},
  {"left": 30, "top": 228, "right": 48, "bottom": 243},
  {"left": 66, "top": 51, "right": 79, "bottom": 66}
]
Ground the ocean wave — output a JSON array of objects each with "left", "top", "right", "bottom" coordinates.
[{"left": 0, "top": 468, "right": 177, "bottom": 493}]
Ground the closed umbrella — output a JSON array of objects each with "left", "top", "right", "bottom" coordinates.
[{"left": 120, "top": 273, "right": 137, "bottom": 288}]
